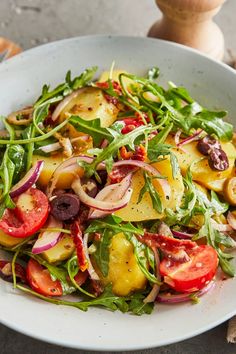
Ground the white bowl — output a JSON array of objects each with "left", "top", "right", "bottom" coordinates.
[{"left": 0, "top": 36, "right": 235, "bottom": 351}]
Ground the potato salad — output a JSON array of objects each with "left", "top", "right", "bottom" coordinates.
[{"left": 0, "top": 66, "right": 235, "bottom": 314}]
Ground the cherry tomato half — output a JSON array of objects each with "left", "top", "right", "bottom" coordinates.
[
  {"left": 27, "top": 259, "right": 63, "bottom": 297},
  {"left": 0, "top": 188, "right": 49, "bottom": 238},
  {"left": 160, "top": 245, "right": 218, "bottom": 293}
]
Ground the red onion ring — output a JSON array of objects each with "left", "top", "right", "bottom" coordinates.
[
  {"left": 51, "top": 88, "right": 86, "bottom": 122},
  {"left": 10, "top": 160, "right": 44, "bottom": 198},
  {"left": 172, "top": 230, "right": 194, "bottom": 239},
  {"left": 89, "top": 173, "right": 132, "bottom": 219},
  {"left": 156, "top": 281, "right": 215, "bottom": 304},
  {"left": 72, "top": 176, "right": 133, "bottom": 212},
  {"left": 177, "top": 130, "right": 203, "bottom": 147},
  {"left": 47, "top": 155, "right": 105, "bottom": 197},
  {"left": 32, "top": 216, "right": 63, "bottom": 254},
  {"left": 144, "top": 248, "right": 161, "bottom": 303},
  {"left": 227, "top": 212, "right": 236, "bottom": 231},
  {"left": 113, "top": 159, "right": 171, "bottom": 200}
]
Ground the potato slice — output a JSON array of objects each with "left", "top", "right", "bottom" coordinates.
[
  {"left": 42, "top": 234, "right": 75, "bottom": 264},
  {"left": 60, "top": 87, "right": 119, "bottom": 129},
  {"left": 0, "top": 229, "right": 23, "bottom": 247},
  {"left": 104, "top": 233, "right": 147, "bottom": 296},
  {"left": 32, "top": 154, "right": 83, "bottom": 189},
  {"left": 166, "top": 136, "right": 236, "bottom": 192},
  {"left": 115, "top": 157, "right": 184, "bottom": 221}
]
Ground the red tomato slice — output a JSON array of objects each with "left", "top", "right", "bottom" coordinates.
[
  {"left": 27, "top": 259, "right": 63, "bottom": 296},
  {"left": 0, "top": 188, "right": 49, "bottom": 238},
  {"left": 160, "top": 245, "right": 218, "bottom": 293}
]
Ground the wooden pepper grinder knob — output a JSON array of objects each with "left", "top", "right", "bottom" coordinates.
[{"left": 148, "top": 0, "right": 226, "bottom": 60}]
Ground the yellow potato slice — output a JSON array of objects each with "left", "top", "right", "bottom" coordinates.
[
  {"left": 33, "top": 154, "right": 83, "bottom": 189},
  {"left": 42, "top": 234, "right": 75, "bottom": 264},
  {"left": 0, "top": 229, "right": 23, "bottom": 247},
  {"left": 115, "top": 157, "right": 184, "bottom": 221},
  {"left": 166, "top": 135, "right": 236, "bottom": 192},
  {"left": 104, "top": 233, "right": 147, "bottom": 296},
  {"left": 60, "top": 87, "right": 119, "bottom": 129}
]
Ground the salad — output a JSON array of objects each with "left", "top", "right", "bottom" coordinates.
[{"left": 0, "top": 66, "right": 235, "bottom": 315}]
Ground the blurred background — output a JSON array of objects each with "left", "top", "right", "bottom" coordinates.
[{"left": 0, "top": 0, "right": 235, "bottom": 63}]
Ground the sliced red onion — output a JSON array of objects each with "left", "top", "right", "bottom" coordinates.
[
  {"left": 51, "top": 88, "right": 86, "bottom": 121},
  {"left": 177, "top": 130, "right": 203, "bottom": 147},
  {"left": 47, "top": 155, "right": 105, "bottom": 197},
  {"left": 10, "top": 160, "right": 44, "bottom": 198},
  {"left": 89, "top": 174, "right": 132, "bottom": 219},
  {"left": 211, "top": 219, "right": 233, "bottom": 232},
  {"left": 227, "top": 212, "right": 236, "bottom": 231},
  {"left": 113, "top": 159, "right": 171, "bottom": 200},
  {"left": 144, "top": 248, "right": 161, "bottom": 303},
  {"left": 172, "top": 230, "right": 194, "bottom": 239},
  {"left": 72, "top": 176, "right": 133, "bottom": 212},
  {"left": 156, "top": 281, "right": 215, "bottom": 304},
  {"left": 32, "top": 217, "right": 63, "bottom": 254},
  {"left": 83, "top": 233, "right": 100, "bottom": 282}
]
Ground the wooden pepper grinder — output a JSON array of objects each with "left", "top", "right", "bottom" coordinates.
[
  {"left": 148, "top": 0, "right": 226, "bottom": 60},
  {"left": 0, "top": 37, "right": 21, "bottom": 61}
]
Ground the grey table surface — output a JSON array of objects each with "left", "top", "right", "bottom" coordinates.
[{"left": 0, "top": 1, "right": 236, "bottom": 353}]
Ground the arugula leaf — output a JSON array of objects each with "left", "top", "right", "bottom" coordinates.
[
  {"left": 17, "top": 283, "right": 154, "bottom": 315},
  {"left": 74, "top": 284, "right": 129, "bottom": 312},
  {"left": 147, "top": 67, "right": 160, "bottom": 81},
  {"left": 138, "top": 172, "right": 163, "bottom": 214},
  {"left": 115, "top": 72, "right": 233, "bottom": 141},
  {"left": 36, "top": 67, "right": 97, "bottom": 106},
  {"left": 93, "top": 229, "right": 113, "bottom": 277},
  {"left": 0, "top": 144, "right": 25, "bottom": 216},
  {"left": 66, "top": 67, "right": 98, "bottom": 91},
  {"left": 147, "top": 143, "right": 172, "bottom": 162},
  {"left": 195, "top": 213, "right": 235, "bottom": 277},
  {"left": 125, "top": 233, "right": 161, "bottom": 284},
  {"left": 69, "top": 116, "right": 113, "bottom": 145},
  {"left": 65, "top": 255, "right": 95, "bottom": 297},
  {"left": 210, "top": 191, "right": 229, "bottom": 215},
  {"left": 86, "top": 215, "right": 144, "bottom": 236},
  {"left": 82, "top": 124, "right": 155, "bottom": 177},
  {"left": 128, "top": 292, "right": 154, "bottom": 315},
  {"left": 165, "top": 167, "right": 197, "bottom": 225}
]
